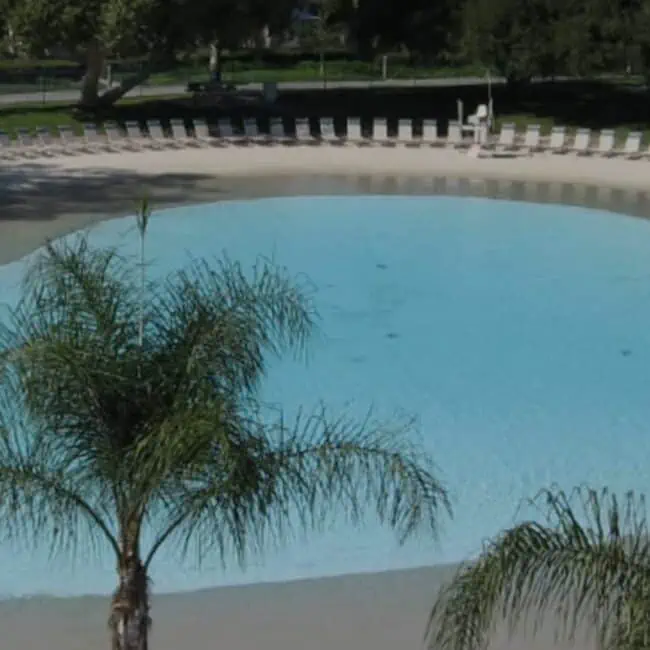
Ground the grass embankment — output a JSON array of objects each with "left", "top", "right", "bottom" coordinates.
[{"left": 1, "top": 80, "right": 649, "bottom": 143}]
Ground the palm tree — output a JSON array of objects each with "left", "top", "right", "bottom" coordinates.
[
  {"left": 428, "top": 485, "right": 650, "bottom": 650},
  {"left": 0, "top": 207, "right": 451, "bottom": 650}
]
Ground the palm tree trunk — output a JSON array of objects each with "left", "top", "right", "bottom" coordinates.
[{"left": 109, "top": 549, "right": 151, "bottom": 650}]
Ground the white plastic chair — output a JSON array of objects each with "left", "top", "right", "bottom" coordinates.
[
  {"left": 571, "top": 128, "right": 591, "bottom": 155},
  {"left": 422, "top": 120, "right": 439, "bottom": 146},
  {"left": 346, "top": 117, "right": 362, "bottom": 143},
  {"left": 446, "top": 122, "right": 463, "bottom": 147},
  {"left": 522, "top": 124, "right": 541, "bottom": 154},
  {"left": 619, "top": 131, "right": 642, "bottom": 158},
  {"left": 397, "top": 119, "right": 413, "bottom": 143},
  {"left": 294, "top": 118, "right": 312, "bottom": 143},
  {"left": 319, "top": 117, "right": 338, "bottom": 143},
  {"left": 373, "top": 118, "right": 389, "bottom": 144},
  {"left": 269, "top": 117, "right": 286, "bottom": 141},
  {"left": 548, "top": 126, "right": 568, "bottom": 154},
  {"left": 595, "top": 129, "right": 615, "bottom": 156}
]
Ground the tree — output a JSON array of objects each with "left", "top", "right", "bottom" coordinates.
[
  {"left": 0, "top": 207, "right": 451, "bottom": 650},
  {"left": 428, "top": 485, "right": 650, "bottom": 650},
  {"left": 2, "top": 0, "right": 292, "bottom": 107}
]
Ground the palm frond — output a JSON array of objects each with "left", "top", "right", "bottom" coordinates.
[
  {"left": 143, "top": 405, "right": 451, "bottom": 569},
  {"left": 428, "top": 486, "right": 650, "bottom": 650},
  {"left": 0, "top": 372, "right": 119, "bottom": 560}
]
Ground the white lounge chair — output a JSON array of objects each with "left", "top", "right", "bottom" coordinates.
[
  {"left": 346, "top": 117, "right": 363, "bottom": 144},
  {"left": 373, "top": 118, "right": 389, "bottom": 144},
  {"left": 192, "top": 118, "right": 215, "bottom": 145},
  {"left": 103, "top": 122, "right": 132, "bottom": 150},
  {"left": 56, "top": 125, "right": 83, "bottom": 151},
  {"left": 81, "top": 123, "right": 109, "bottom": 151},
  {"left": 125, "top": 121, "right": 149, "bottom": 148},
  {"left": 618, "top": 131, "right": 642, "bottom": 159},
  {"left": 217, "top": 118, "right": 235, "bottom": 143},
  {"left": 571, "top": 128, "right": 591, "bottom": 155},
  {"left": 548, "top": 126, "right": 568, "bottom": 154},
  {"left": 397, "top": 119, "right": 413, "bottom": 144},
  {"left": 169, "top": 119, "right": 193, "bottom": 146},
  {"left": 269, "top": 117, "right": 286, "bottom": 141},
  {"left": 146, "top": 120, "right": 171, "bottom": 148},
  {"left": 422, "top": 120, "right": 440, "bottom": 146},
  {"left": 0, "top": 130, "right": 18, "bottom": 158},
  {"left": 595, "top": 129, "right": 615, "bottom": 157},
  {"left": 319, "top": 117, "right": 339, "bottom": 144},
  {"left": 16, "top": 128, "right": 41, "bottom": 155},
  {"left": 446, "top": 122, "right": 464, "bottom": 148},
  {"left": 36, "top": 127, "right": 71, "bottom": 155},
  {"left": 294, "top": 118, "right": 312, "bottom": 144},
  {"left": 243, "top": 118, "right": 260, "bottom": 142},
  {"left": 521, "top": 124, "right": 541, "bottom": 154},
  {"left": 490, "top": 123, "right": 517, "bottom": 153}
]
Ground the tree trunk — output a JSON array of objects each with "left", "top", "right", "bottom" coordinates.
[
  {"left": 80, "top": 40, "right": 105, "bottom": 107},
  {"left": 109, "top": 549, "right": 151, "bottom": 650},
  {"left": 93, "top": 65, "right": 158, "bottom": 108}
]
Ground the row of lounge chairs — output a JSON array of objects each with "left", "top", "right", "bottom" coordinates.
[{"left": 0, "top": 117, "right": 646, "bottom": 159}]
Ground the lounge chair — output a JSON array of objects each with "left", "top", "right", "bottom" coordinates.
[
  {"left": 146, "top": 120, "right": 172, "bottom": 148},
  {"left": 373, "top": 118, "right": 390, "bottom": 145},
  {"left": 191, "top": 119, "right": 214, "bottom": 145},
  {"left": 81, "top": 123, "right": 109, "bottom": 151},
  {"left": 16, "top": 128, "right": 40, "bottom": 155},
  {"left": 169, "top": 119, "right": 192, "bottom": 146},
  {"left": 594, "top": 129, "right": 615, "bottom": 157},
  {"left": 319, "top": 117, "right": 338, "bottom": 144},
  {"left": 571, "top": 128, "right": 591, "bottom": 155},
  {"left": 548, "top": 126, "right": 568, "bottom": 154},
  {"left": 56, "top": 125, "right": 83, "bottom": 152},
  {"left": 0, "top": 130, "right": 18, "bottom": 158},
  {"left": 618, "top": 131, "right": 642, "bottom": 159},
  {"left": 243, "top": 118, "right": 260, "bottom": 143},
  {"left": 422, "top": 120, "right": 441, "bottom": 146},
  {"left": 294, "top": 118, "right": 312, "bottom": 144},
  {"left": 521, "top": 124, "right": 541, "bottom": 154},
  {"left": 269, "top": 117, "right": 286, "bottom": 142},
  {"left": 104, "top": 122, "right": 133, "bottom": 150},
  {"left": 489, "top": 123, "right": 517, "bottom": 154},
  {"left": 35, "top": 127, "right": 68, "bottom": 155},
  {"left": 397, "top": 119, "right": 413, "bottom": 144},
  {"left": 217, "top": 118, "right": 235, "bottom": 143},
  {"left": 346, "top": 117, "right": 363, "bottom": 144},
  {"left": 446, "top": 121, "right": 464, "bottom": 148},
  {"left": 125, "top": 122, "right": 149, "bottom": 148}
]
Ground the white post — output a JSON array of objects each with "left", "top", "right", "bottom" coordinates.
[
  {"left": 381, "top": 55, "right": 388, "bottom": 80},
  {"left": 457, "top": 99, "right": 463, "bottom": 125}
]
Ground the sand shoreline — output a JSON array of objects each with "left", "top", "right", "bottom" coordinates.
[{"left": 2, "top": 145, "right": 650, "bottom": 267}]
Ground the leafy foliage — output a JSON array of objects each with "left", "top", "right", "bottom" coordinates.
[{"left": 428, "top": 486, "right": 650, "bottom": 650}]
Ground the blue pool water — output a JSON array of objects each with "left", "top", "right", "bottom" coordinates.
[{"left": 1, "top": 193, "right": 650, "bottom": 597}]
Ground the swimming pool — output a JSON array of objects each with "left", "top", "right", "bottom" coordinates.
[{"left": 1, "top": 192, "right": 649, "bottom": 597}]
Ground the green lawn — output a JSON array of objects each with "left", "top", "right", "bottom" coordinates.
[{"left": 1, "top": 80, "right": 649, "bottom": 144}]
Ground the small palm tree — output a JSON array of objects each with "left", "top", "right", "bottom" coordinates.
[
  {"left": 0, "top": 206, "right": 451, "bottom": 650},
  {"left": 428, "top": 485, "right": 650, "bottom": 650}
]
